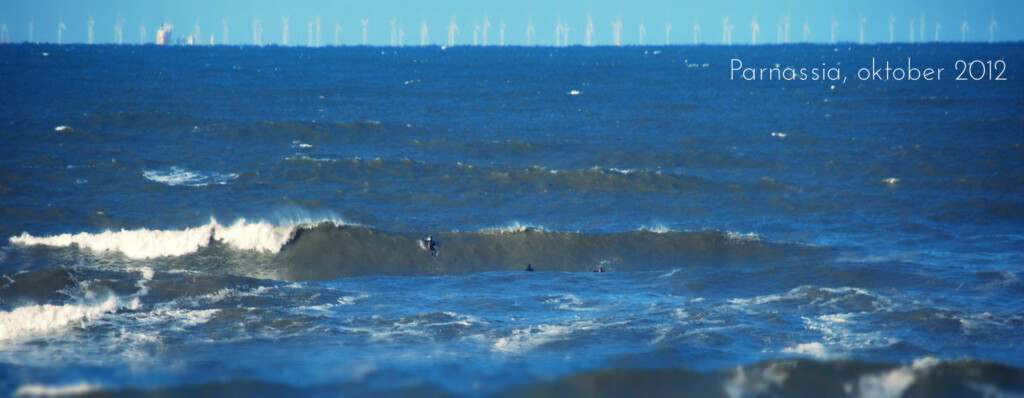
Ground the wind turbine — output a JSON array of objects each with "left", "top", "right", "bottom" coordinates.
[
  {"left": 315, "top": 16, "right": 321, "bottom": 47},
  {"left": 526, "top": 16, "right": 535, "bottom": 45},
  {"left": 447, "top": 14, "right": 457, "bottom": 46},
  {"left": 803, "top": 19, "right": 810, "bottom": 42},
  {"left": 555, "top": 16, "right": 563, "bottom": 47},
  {"left": 612, "top": 16, "right": 622, "bottom": 46},
  {"left": 586, "top": 13, "right": 594, "bottom": 46},
  {"left": 783, "top": 14, "right": 791, "bottom": 43},
  {"left": 693, "top": 21, "right": 700, "bottom": 44},
  {"left": 282, "top": 16, "right": 289, "bottom": 45},
  {"left": 253, "top": 18, "right": 262, "bottom": 46},
  {"left": 88, "top": 16, "right": 95, "bottom": 44},
  {"left": 335, "top": 24, "right": 341, "bottom": 46},
  {"left": 961, "top": 17, "right": 968, "bottom": 42},
  {"left": 665, "top": 21, "right": 671, "bottom": 45},
  {"left": 776, "top": 19, "right": 782, "bottom": 44},
  {"left": 399, "top": 27, "right": 404, "bottom": 46},
  {"left": 830, "top": 15, "right": 838, "bottom": 44},
  {"left": 420, "top": 19, "right": 428, "bottom": 46},
  {"left": 390, "top": 18, "right": 396, "bottom": 46},
  {"left": 909, "top": 19, "right": 915, "bottom": 43},
  {"left": 563, "top": 22, "right": 569, "bottom": 46},
  {"left": 934, "top": 20, "right": 941, "bottom": 42},
  {"left": 919, "top": 14, "right": 925, "bottom": 43},
  {"left": 1, "top": 23, "right": 8, "bottom": 44},
  {"left": 750, "top": 16, "right": 759, "bottom": 45},
  {"left": 722, "top": 15, "right": 729, "bottom": 44},
  {"left": 115, "top": 16, "right": 124, "bottom": 44},
  {"left": 222, "top": 18, "right": 228, "bottom": 44},
  {"left": 473, "top": 22, "right": 479, "bottom": 46},
  {"left": 58, "top": 19, "right": 66, "bottom": 44},
  {"left": 859, "top": 15, "right": 866, "bottom": 44},
  {"left": 638, "top": 20, "right": 646, "bottom": 45},
  {"left": 193, "top": 23, "right": 200, "bottom": 45},
  {"left": 989, "top": 15, "right": 997, "bottom": 43},
  {"left": 501, "top": 19, "right": 507, "bottom": 46},
  {"left": 361, "top": 18, "right": 369, "bottom": 45},
  {"left": 889, "top": 14, "right": 896, "bottom": 43},
  {"left": 483, "top": 15, "right": 491, "bottom": 45},
  {"left": 140, "top": 24, "right": 146, "bottom": 44}
]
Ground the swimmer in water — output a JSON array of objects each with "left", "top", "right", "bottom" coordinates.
[
  {"left": 593, "top": 267, "right": 603, "bottom": 273},
  {"left": 525, "top": 264, "right": 534, "bottom": 272}
]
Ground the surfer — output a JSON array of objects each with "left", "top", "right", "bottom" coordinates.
[
  {"left": 425, "top": 235, "right": 438, "bottom": 257},
  {"left": 525, "top": 264, "right": 534, "bottom": 272}
]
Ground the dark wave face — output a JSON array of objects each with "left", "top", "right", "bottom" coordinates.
[{"left": 6, "top": 221, "right": 805, "bottom": 280}]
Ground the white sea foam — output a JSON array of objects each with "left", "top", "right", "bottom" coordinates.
[
  {"left": 10, "top": 223, "right": 217, "bottom": 259},
  {"left": 492, "top": 324, "right": 570, "bottom": 354},
  {"left": 781, "top": 342, "right": 828, "bottom": 359},
  {"left": 214, "top": 219, "right": 297, "bottom": 252},
  {"left": 15, "top": 381, "right": 102, "bottom": 397},
  {"left": 638, "top": 223, "right": 673, "bottom": 234},
  {"left": 9, "top": 218, "right": 340, "bottom": 259},
  {"left": 0, "top": 296, "right": 129, "bottom": 345},
  {"left": 139, "top": 267, "right": 155, "bottom": 281},
  {"left": 725, "top": 362, "right": 791, "bottom": 398},
  {"left": 658, "top": 268, "right": 682, "bottom": 278},
  {"left": 142, "top": 166, "right": 238, "bottom": 187},
  {"left": 848, "top": 357, "right": 939, "bottom": 398},
  {"left": 729, "top": 286, "right": 888, "bottom": 310},
  {"left": 800, "top": 313, "right": 897, "bottom": 355},
  {"left": 481, "top": 222, "right": 547, "bottom": 234},
  {"left": 726, "top": 231, "right": 763, "bottom": 242},
  {"left": 544, "top": 294, "right": 594, "bottom": 312}
]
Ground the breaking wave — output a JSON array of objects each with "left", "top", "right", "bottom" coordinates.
[
  {"left": 8, "top": 218, "right": 328, "bottom": 260},
  {"left": 0, "top": 295, "right": 138, "bottom": 347},
  {"left": 8, "top": 221, "right": 810, "bottom": 280}
]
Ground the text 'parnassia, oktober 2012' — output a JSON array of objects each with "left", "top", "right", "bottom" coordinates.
[{"left": 730, "top": 58, "right": 1007, "bottom": 84}]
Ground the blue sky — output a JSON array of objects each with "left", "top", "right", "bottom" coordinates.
[{"left": 1, "top": 0, "right": 1021, "bottom": 45}]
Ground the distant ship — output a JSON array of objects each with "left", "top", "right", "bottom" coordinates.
[{"left": 156, "top": 24, "right": 173, "bottom": 45}]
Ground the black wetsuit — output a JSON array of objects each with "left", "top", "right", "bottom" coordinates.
[{"left": 426, "top": 237, "right": 437, "bottom": 257}]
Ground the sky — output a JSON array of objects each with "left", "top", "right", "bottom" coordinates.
[{"left": 1, "top": 0, "right": 1021, "bottom": 46}]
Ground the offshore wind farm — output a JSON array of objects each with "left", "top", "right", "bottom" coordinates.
[{"left": 0, "top": 1, "right": 1022, "bottom": 46}]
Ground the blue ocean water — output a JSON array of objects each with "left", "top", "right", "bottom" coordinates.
[{"left": 1, "top": 43, "right": 1022, "bottom": 397}]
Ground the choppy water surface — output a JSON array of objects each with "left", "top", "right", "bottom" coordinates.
[{"left": 1, "top": 43, "right": 1022, "bottom": 396}]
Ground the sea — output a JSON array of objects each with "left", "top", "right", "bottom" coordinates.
[{"left": 1, "top": 42, "right": 1022, "bottom": 397}]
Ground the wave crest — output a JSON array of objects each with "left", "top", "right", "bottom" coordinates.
[
  {"left": 9, "top": 218, "right": 335, "bottom": 260},
  {"left": 11, "top": 222, "right": 809, "bottom": 280},
  {"left": 0, "top": 295, "right": 128, "bottom": 345}
]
